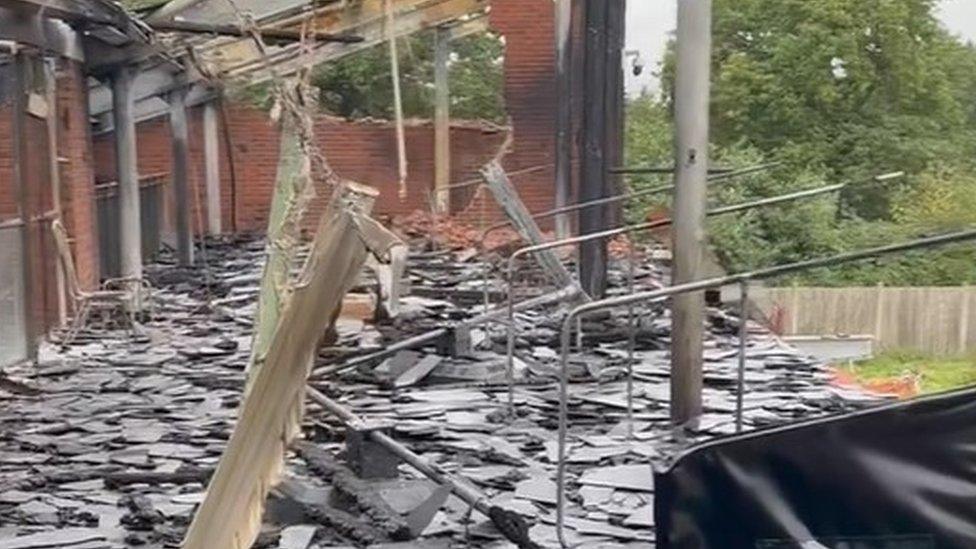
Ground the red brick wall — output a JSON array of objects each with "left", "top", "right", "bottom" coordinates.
[
  {"left": 87, "top": 0, "right": 567, "bottom": 234},
  {"left": 448, "top": 0, "right": 570, "bottom": 225},
  {"left": 0, "top": 104, "right": 16, "bottom": 220},
  {"left": 93, "top": 106, "right": 508, "bottom": 233},
  {"left": 57, "top": 60, "right": 100, "bottom": 290},
  {"left": 488, "top": 0, "right": 556, "bottom": 203},
  {"left": 24, "top": 110, "right": 59, "bottom": 335},
  {"left": 26, "top": 59, "right": 102, "bottom": 334}
]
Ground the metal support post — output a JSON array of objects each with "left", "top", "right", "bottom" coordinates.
[
  {"left": 736, "top": 279, "right": 749, "bottom": 433},
  {"left": 626, "top": 242, "right": 637, "bottom": 438}
]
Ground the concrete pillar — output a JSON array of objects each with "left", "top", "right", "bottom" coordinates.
[
  {"left": 44, "top": 59, "right": 66, "bottom": 327},
  {"left": 670, "top": 0, "right": 712, "bottom": 427},
  {"left": 111, "top": 65, "right": 142, "bottom": 282},
  {"left": 433, "top": 27, "right": 451, "bottom": 214},
  {"left": 203, "top": 101, "right": 222, "bottom": 235},
  {"left": 169, "top": 88, "right": 193, "bottom": 266},
  {"left": 12, "top": 52, "right": 37, "bottom": 360}
]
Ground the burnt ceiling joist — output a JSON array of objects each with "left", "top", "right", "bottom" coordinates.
[
  {"left": 1, "top": 0, "right": 151, "bottom": 61},
  {"left": 86, "top": 0, "right": 489, "bottom": 128}
]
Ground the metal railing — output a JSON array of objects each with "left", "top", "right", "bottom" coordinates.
[
  {"left": 551, "top": 227, "right": 976, "bottom": 548},
  {"left": 475, "top": 163, "right": 782, "bottom": 319},
  {"left": 503, "top": 173, "right": 904, "bottom": 413},
  {"left": 480, "top": 161, "right": 782, "bottom": 242}
]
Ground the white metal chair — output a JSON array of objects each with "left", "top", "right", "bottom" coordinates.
[{"left": 51, "top": 218, "right": 151, "bottom": 346}]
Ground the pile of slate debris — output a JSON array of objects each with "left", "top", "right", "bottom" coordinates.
[{"left": 0, "top": 235, "right": 887, "bottom": 549}]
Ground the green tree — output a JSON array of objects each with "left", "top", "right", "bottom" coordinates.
[
  {"left": 631, "top": 0, "right": 976, "bottom": 286},
  {"left": 227, "top": 31, "right": 506, "bottom": 122},
  {"left": 311, "top": 31, "right": 506, "bottom": 122},
  {"left": 662, "top": 0, "right": 976, "bottom": 220}
]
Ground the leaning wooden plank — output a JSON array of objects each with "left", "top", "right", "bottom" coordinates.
[
  {"left": 183, "top": 182, "right": 396, "bottom": 549},
  {"left": 480, "top": 159, "right": 575, "bottom": 288},
  {"left": 247, "top": 95, "right": 379, "bottom": 386},
  {"left": 245, "top": 113, "right": 307, "bottom": 382}
]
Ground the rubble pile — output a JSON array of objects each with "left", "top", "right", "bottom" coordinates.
[
  {"left": 0, "top": 236, "right": 884, "bottom": 548},
  {"left": 390, "top": 211, "right": 486, "bottom": 251}
]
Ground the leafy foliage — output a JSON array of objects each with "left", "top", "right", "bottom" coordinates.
[
  {"left": 311, "top": 30, "right": 506, "bottom": 122},
  {"left": 629, "top": 0, "right": 976, "bottom": 286},
  {"left": 699, "top": 0, "right": 976, "bottom": 220},
  {"left": 225, "top": 30, "right": 505, "bottom": 123}
]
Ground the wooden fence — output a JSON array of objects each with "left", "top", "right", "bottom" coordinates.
[{"left": 752, "top": 286, "right": 976, "bottom": 356}]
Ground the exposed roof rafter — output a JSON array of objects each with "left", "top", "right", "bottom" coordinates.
[{"left": 88, "top": 0, "right": 489, "bottom": 120}]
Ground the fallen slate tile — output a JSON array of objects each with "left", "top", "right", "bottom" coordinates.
[
  {"left": 170, "top": 492, "right": 205, "bottom": 505},
  {"left": 18, "top": 500, "right": 58, "bottom": 517},
  {"left": 0, "top": 491, "right": 36, "bottom": 504},
  {"left": 578, "top": 465, "right": 654, "bottom": 492},
  {"left": 623, "top": 504, "right": 654, "bottom": 527},
  {"left": 404, "top": 484, "right": 451, "bottom": 537},
  {"left": 393, "top": 355, "right": 443, "bottom": 388},
  {"left": 514, "top": 477, "right": 557, "bottom": 505},
  {"left": 41, "top": 496, "right": 84, "bottom": 510},
  {"left": 578, "top": 486, "right": 614, "bottom": 509},
  {"left": 563, "top": 516, "right": 654, "bottom": 541},
  {"left": 279, "top": 525, "right": 317, "bottom": 549},
  {"left": 0, "top": 528, "right": 105, "bottom": 549},
  {"left": 373, "top": 351, "right": 423, "bottom": 378}
]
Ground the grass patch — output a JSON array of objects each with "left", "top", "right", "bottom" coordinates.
[{"left": 845, "top": 350, "right": 976, "bottom": 395}]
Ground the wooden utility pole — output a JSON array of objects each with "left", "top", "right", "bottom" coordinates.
[
  {"left": 169, "top": 88, "right": 193, "bottom": 266},
  {"left": 111, "top": 65, "right": 143, "bottom": 284},
  {"left": 433, "top": 26, "right": 451, "bottom": 213},
  {"left": 603, "top": 0, "right": 625, "bottom": 230},
  {"left": 578, "top": 0, "right": 625, "bottom": 299},
  {"left": 203, "top": 101, "right": 222, "bottom": 235},
  {"left": 670, "top": 0, "right": 712, "bottom": 427},
  {"left": 579, "top": 0, "right": 608, "bottom": 299}
]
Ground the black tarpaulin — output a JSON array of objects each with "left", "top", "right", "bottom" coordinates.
[{"left": 655, "top": 388, "right": 976, "bottom": 549}]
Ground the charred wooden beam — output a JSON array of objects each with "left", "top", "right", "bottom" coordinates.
[
  {"left": 183, "top": 183, "right": 400, "bottom": 549},
  {"left": 104, "top": 468, "right": 213, "bottom": 490},
  {"left": 149, "top": 20, "right": 364, "bottom": 43},
  {"left": 293, "top": 441, "right": 411, "bottom": 541},
  {"left": 305, "top": 388, "right": 540, "bottom": 548}
]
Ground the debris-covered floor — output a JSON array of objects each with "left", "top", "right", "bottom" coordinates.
[{"left": 0, "top": 236, "right": 885, "bottom": 549}]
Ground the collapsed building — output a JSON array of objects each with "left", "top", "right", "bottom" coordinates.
[{"left": 2, "top": 1, "right": 976, "bottom": 549}]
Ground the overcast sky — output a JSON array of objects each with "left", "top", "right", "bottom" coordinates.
[{"left": 625, "top": 0, "right": 976, "bottom": 96}]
